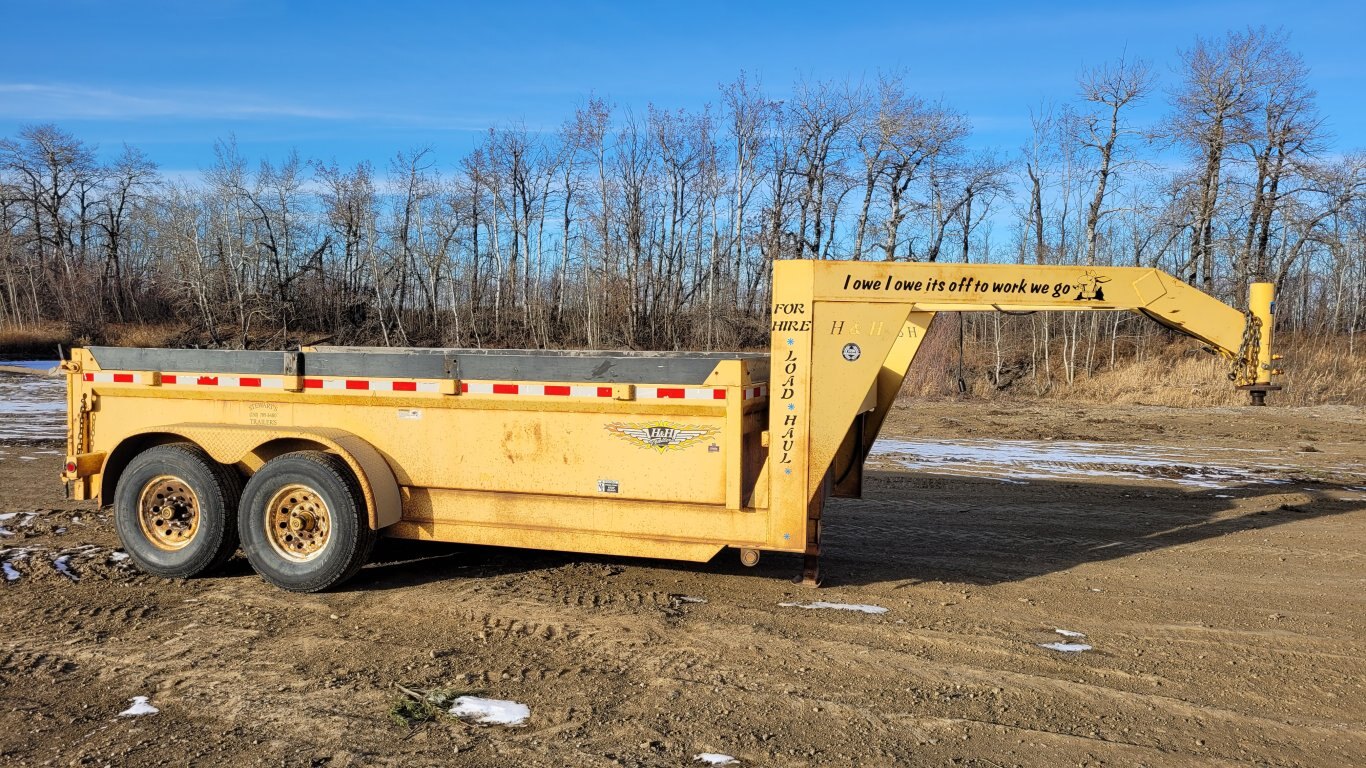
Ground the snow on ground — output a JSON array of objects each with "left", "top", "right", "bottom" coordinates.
[
  {"left": 1039, "top": 642, "right": 1093, "bottom": 653},
  {"left": 1054, "top": 628, "right": 1086, "bottom": 638},
  {"left": 2, "top": 561, "right": 20, "bottom": 582},
  {"left": 0, "top": 367, "right": 65, "bottom": 441},
  {"left": 778, "top": 601, "right": 888, "bottom": 615},
  {"left": 868, "top": 438, "right": 1326, "bottom": 488},
  {"left": 447, "top": 696, "right": 530, "bottom": 726},
  {"left": 695, "top": 754, "right": 739, "bottom": 765},
  {"left": 118, "top": 696, "right": 159, "bottom": 717},
  {"left": 52, "top": 555, "right": 79, "bottom": 582}
]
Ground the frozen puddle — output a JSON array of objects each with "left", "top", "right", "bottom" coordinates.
[
  {"left": 779, "top": 601, "right": 888, "bottom": 615},
  {"left": 695, "top": 754, "right": 739, "bottom": 765},
  {"left": 118, "top": 696, "right": 159, "bottom": 717},
  {"left": 448, "top": 696, "right": 529, "bottom": 726},
  {"left": 870, "top": 438, "right": 1312, "bottom": 489},
  {"left": 0, "top": 366, "right": 65, "bottom": 441}
]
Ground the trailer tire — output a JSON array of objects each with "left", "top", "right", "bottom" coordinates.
[
  {"left": 238, "top": 451, "right": 375, "bottom": 593},
  {"left": 113, "top": 443, "right": 242, "bottom": 579}
]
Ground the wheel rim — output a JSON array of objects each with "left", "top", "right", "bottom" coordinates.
[
  {"left": 137, "top": 475, "right": 201, "bottom": 551},
  {"left": 265, "top": 483, "right": 332, "bottom": 562}
]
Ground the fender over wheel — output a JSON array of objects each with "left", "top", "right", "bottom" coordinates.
[
  {"left": 238, "top": 451, "right": 376, "bottom": 592},
  {"left": 113, "top": 443, "right": 242, "bottom": 578}
]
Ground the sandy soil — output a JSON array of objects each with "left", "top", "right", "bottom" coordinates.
[{"left": 1, "top": 401, "right": 1364, "bottom": 767}]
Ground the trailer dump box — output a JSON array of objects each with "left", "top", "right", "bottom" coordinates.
[
  {"left": 61, "top": 261, "right": 1279, "bottom": 591},
  {"left": 64, "top": 346, "right": 776, "bottom": 586}
]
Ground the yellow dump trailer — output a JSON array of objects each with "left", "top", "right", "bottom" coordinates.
[{"left": 60, "top": 261, "right": 1280, "bottom": 591}]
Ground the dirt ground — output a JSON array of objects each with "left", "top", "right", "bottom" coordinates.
[{"left": 1, "top": 401, "right": 1364, "bottom": 767}]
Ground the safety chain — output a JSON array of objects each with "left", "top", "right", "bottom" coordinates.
[
  {"left": 76, "top": 393, "right": 90, "bottom": 455},
  {"left": 1228, "top": 311, "right": 1262, "bottom": 384}
]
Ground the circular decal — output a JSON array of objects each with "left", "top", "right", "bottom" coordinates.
[{"left": 841, "top": 342, "right": 861, "bottom": 362}]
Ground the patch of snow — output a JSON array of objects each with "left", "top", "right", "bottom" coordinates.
[
  {"left": 674, "top": 596, "right": 708, "bottom": 604},
  {"left": 110, "top": 551, "right": 131, "bottom": 562},
  {"left": 1212, "top": 494, "right": 1233, "bottom": 499},
  {"left": 2, "top": 561, "right": 20, "bottom": 582},
  {"left": 0, "top": 527, "right": 12, "bottom": 537},
  {"left": 0, "top": 512, "right": 35, "bottom": 528},
  {"left": 0, "top": 370, "right": 67, "bottom": 441},
  {"left": 18, "top": 456, "right": 36, "bottom": 461},
  {"left": 448, "top": 696, "right": 530, "bottom": 726},
  {"left": 1039, "top": 642, "right": 1092, "bottom": 653},
  {"left": 868, "top": 437, "right": 1344, "bottom": 489},
  {"left": 53, "top": 555, "right": 78, "bottom": 582},
  {"left": 1054, "top": 628, "right": 1086, "bottom": 638},
  {"left": 695, "top": 754, "right": 738, "bottom": 765},
  {"left": 118, "top": 696, "right": 159, "bottom": 716},
  {"left": 779, "top": 601, "right": 888, "bottom": 615}
]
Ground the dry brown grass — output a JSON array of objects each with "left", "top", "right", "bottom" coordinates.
[
  {"left": 1061, "top": 339, "right": 1364, "bottom": 406},
  {"left": 0, "top": 322, "right": 73, "bottom": 356},
  {"left": 901, "top": 319, "right": 1366, "bottom": 407},
  {"left": 103, "top": 323, "right": 185, "bottom": 349},
  {"left": 0, "top": 321, "right": 188, "bottom": 356}
]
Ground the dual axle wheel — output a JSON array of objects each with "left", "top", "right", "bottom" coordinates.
[{"left": 114, "top": 445, "right": 375, "bottom": 592}]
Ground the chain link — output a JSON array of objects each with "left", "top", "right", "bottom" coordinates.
[
  {"left": 1228, "top": 311, "right": 1262, "bottom": 384},
  {"left": 75, "top": 393, "right": 90, "bottom": 455}
]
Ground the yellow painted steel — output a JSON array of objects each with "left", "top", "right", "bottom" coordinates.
[
  {"left": 1249, "top": 282, "right": 1275, "bottom": 384},
  {"left": 62, "top": 260, "right": 1278, "bottom": 575}
]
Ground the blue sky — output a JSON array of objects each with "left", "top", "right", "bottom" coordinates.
[{"left": 2, "top": 0, "right": 1363, "bottom": 174}]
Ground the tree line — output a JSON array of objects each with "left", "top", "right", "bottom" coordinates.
[{"left": 1, "top": 27, "right": 1363, "bottom": 367}]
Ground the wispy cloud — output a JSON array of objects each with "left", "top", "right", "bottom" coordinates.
[
  {"left": 0, "top": 82, "right": 369, "bottom": 122},
  {"left": 0, "top": 82, "right": 538, "bottom": 135}
]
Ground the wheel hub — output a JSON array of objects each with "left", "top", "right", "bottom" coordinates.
[
  {"left": 266, "top": 484, "right": 332, "bottom": 561},
  {"left": 137, "top": 475, "right": 201, "bottom": 551}
]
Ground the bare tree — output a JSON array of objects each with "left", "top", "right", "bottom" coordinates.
[
  {"left": 1076, "top": 55, "right": 1153, "bottom": 265},
  {"left": 1169, "top": 27, "right": 1276, "bottom": 290}
]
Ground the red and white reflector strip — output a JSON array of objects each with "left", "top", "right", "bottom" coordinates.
[
  {"left": 85, "top": 370, "right": 770, "bottom": 401},
  {"left": 461, "top": 382, "right": 615, "bottom": 397},
  {"left": 634, "top": 386, "right": 725, "bottom": 400},
  {"left": 301, "top": 378, "right": 441, "bottom": 393},
  {"left": 83, "top": 372, "right": 142, "bottom": 384},
  {"left": 162, "top": 374, "right": 287, "bottom": 389}
]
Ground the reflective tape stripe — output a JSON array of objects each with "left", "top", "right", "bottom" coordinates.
[
  {"left": 85, "top": 370, "right": 737, "bottom": 400},
  {"left": 635, "top": 386, "right": 725, "bottom": 400},
  {"left": 84, "top": 372, "right": 140, "bottom": 384}
]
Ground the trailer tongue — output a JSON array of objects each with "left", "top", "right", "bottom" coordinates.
[{"left": 60, "top": 261, "right": 1279, "bottom": 591}]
